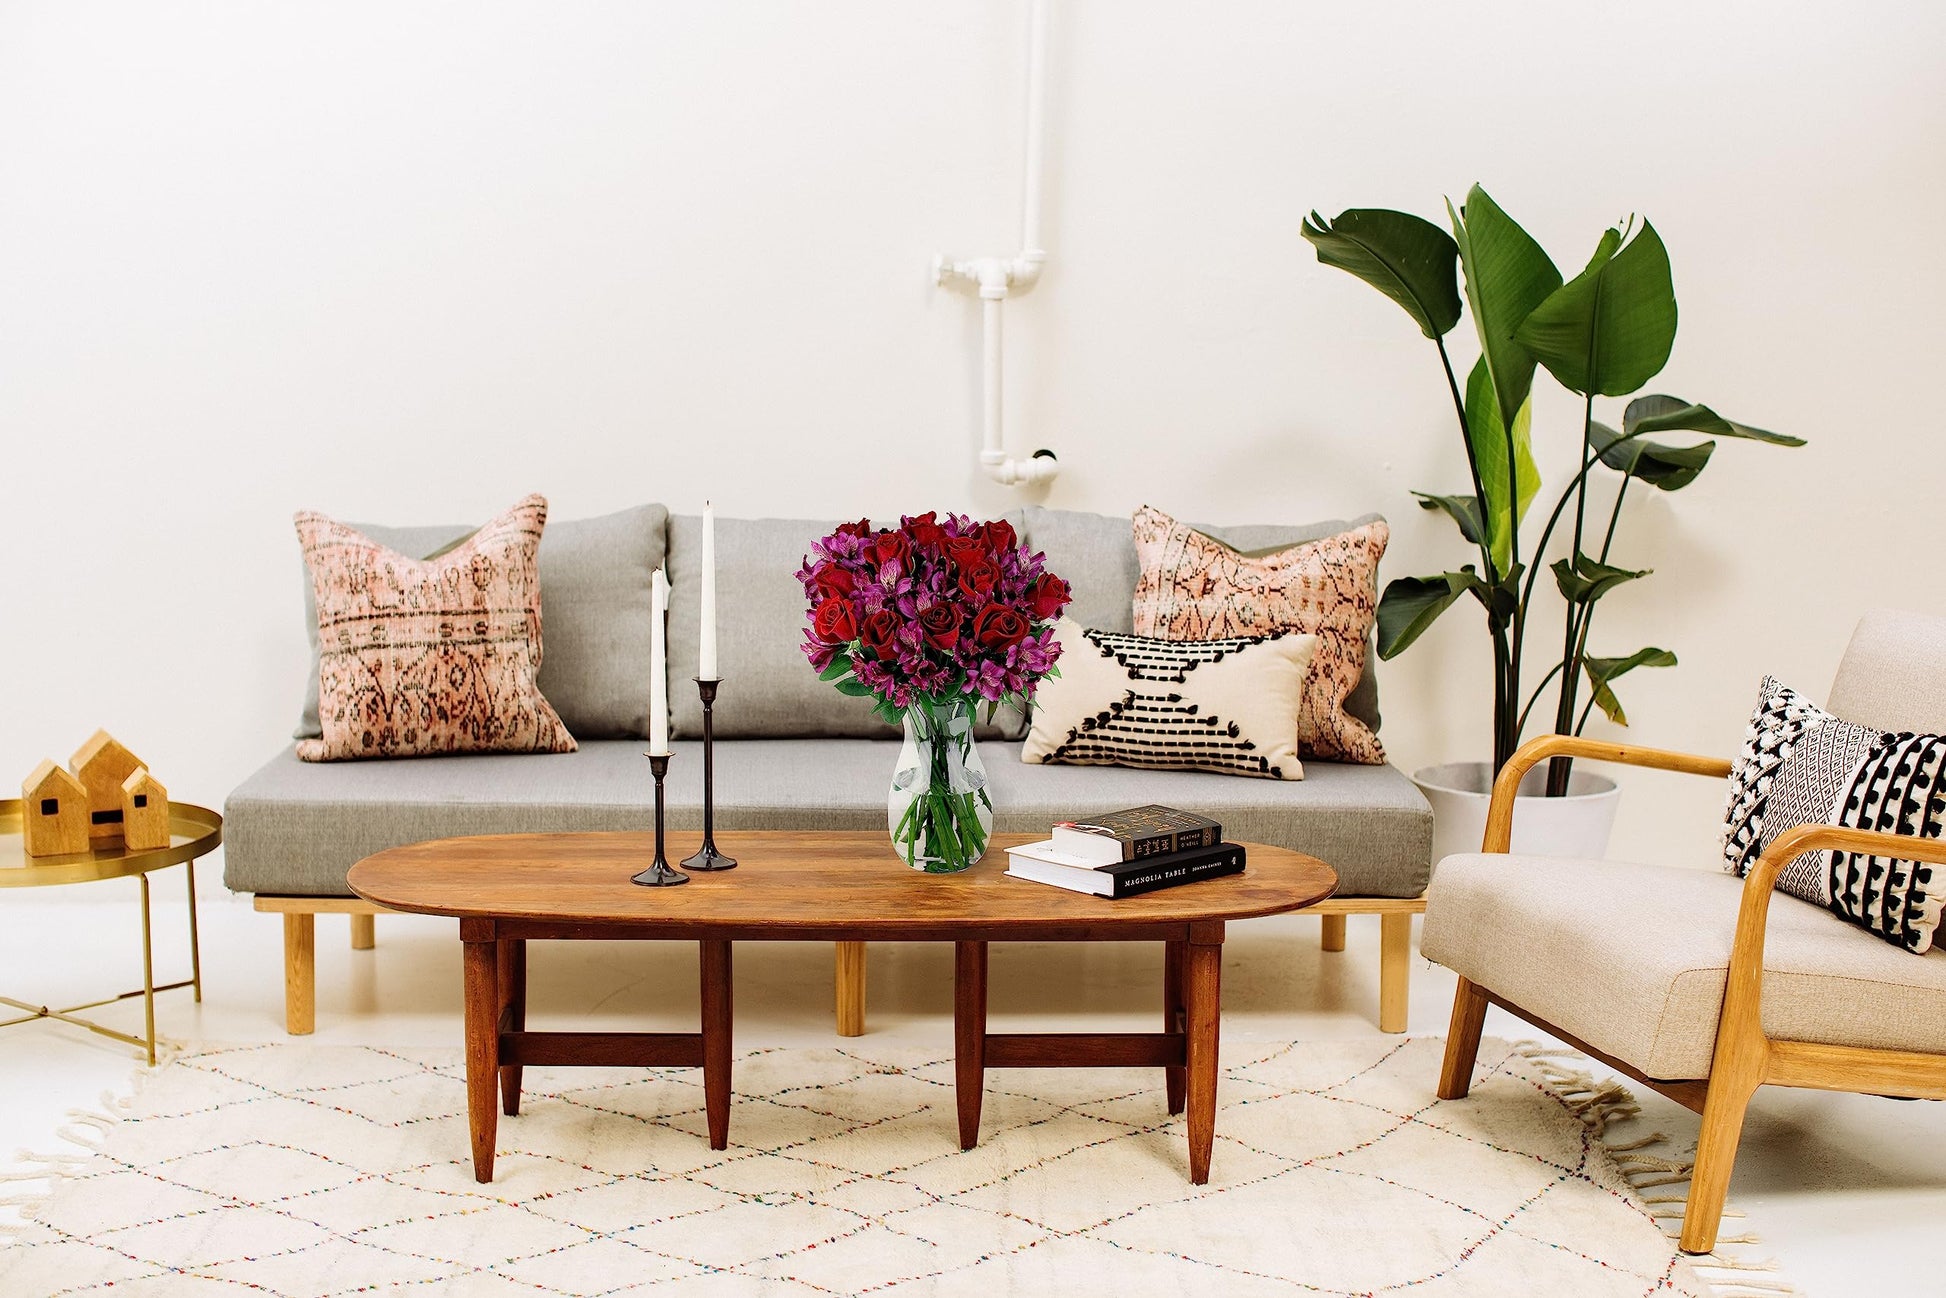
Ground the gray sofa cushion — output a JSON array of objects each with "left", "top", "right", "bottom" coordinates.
[
  {"left": 223, "top": 740, "right": 1432, "bottom": 899},
  {"left": 295, "top": 504, "right": 668, "bottom": 741},
  {"left": 1020, "top": 507, "right": 1384, "bottom": 734},
  {"left": 664, "top": 514, "right": 1028, "bottom": 742}
]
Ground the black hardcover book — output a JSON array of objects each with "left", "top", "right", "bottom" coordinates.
[
  {"left": 1101, "top": 842, "right": 1246, "bottom": 899},
  {"left": 1052, "top": 805, "right": 1223, "bottom": 863}
]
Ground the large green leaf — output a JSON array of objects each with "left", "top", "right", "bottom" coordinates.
[
  {"left": 1413, "top": 491, "right": 1486, "bottom": 547},
  {"left": 1463, "top": 356, "right": 1540, "bottom": 573},
  {"left": 1449, "top": 185, "right": 1560, "bottom": 430},
  {"left": 1588, "top": 420, "right": 1715, "bottom": 490},
  {"left": 1515, "top": 220, "right": 1677, "bottom": 397},
  {"left": 1376, "top": 572, "right": 1479, "bottom": 659},
  {"left": 1303, "top": 209, "right": 1462, "bottom": 340},
  {"left": 1551, "top": 553, "right": 1649, "bottom": 605},
  {"left": 1582, "top": 646, "right": 1677, "bottom": 725},
  {"left": 1623, "top": 394, "right": 1805, "bottom": 446}
]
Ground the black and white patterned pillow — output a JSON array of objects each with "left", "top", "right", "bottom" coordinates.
[
  {"left": 1021, "top": 618, "right": 1317, "bottom": 780},
  {"left": 1723, "top": 675, "right": 1946, "bottom": 953}
]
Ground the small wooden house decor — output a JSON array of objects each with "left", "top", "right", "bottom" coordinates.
[
  {"left": 17, "top": 731, "right": 171, "bottom": 857},
  {"left": 21, "top": 760, "right": 90, "bottom": 856},
  {"left": 70, "top": 730, "right": 144, "bottom": 842},
  {"left": 120, "top": 768, "right": 170, "bottom": 851}
]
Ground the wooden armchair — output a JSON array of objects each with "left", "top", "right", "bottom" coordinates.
[{"left": 1422, "top": 610, "right": 1946, "bottom": 1254}]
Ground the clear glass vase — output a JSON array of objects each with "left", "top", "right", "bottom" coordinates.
[{"left": 887, "top": 695, "right": 993, "bottom": 873}]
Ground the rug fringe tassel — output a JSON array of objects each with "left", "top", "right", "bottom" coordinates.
[
  {"left": 1509, "top": 1041, "right": 1800, "bottom": 1297},
  {"left": 0, "top": 1040, "right": 178, "bottom": 1244}
]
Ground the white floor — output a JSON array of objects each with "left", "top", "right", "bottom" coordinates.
[{"left": 3, "top": 880, "right": 1941, "bottom": 1297}]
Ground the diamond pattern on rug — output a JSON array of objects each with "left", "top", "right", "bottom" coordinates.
[{"left": 1, "top": 1038, "right": 1707, "bottom": 1296}]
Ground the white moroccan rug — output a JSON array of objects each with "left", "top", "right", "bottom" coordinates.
[{"left": 0, "top": 1037, "right": 1744, "bottom": 1296}]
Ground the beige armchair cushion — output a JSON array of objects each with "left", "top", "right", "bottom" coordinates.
[{"left": 1423, "top": 853, "right": 1946, "bottom": 1080}]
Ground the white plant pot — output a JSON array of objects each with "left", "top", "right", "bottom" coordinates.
[{"left": 1414, "top": 760, "right": 1622, "bottom": 865}]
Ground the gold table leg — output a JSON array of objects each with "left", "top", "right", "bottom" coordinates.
[
  {"left": 186, "top": 860, "right": 203, "bottom": 1003},
  {"left": 140, "top": 873, "right": 157, "bottom": 1065},
  {"left": 0, "top": 861, "right": 199, "bottom": 1064}
]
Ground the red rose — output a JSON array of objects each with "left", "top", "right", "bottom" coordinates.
[
  {"left": 903, "top": 512, "right": 946, "bottom": 550},
  {"left": 833, "top": 518, "right": 873, "bottom": 539},
  {"left": 859, "top": 609, "right": 900, "bottom": 658},
  {"left": 978, "top": 518, "right": 1017, "bottom": 555},
  {"left": 943, "top": 536, "right": 987, "bottom": 567},
  {"left": 811, "top": 596, "right": 859, "bottom": 644},
  {"left": 972, "top": 602, "right": 1030, "bottom": 650},
  {"left": 1026, "top": 573, "right": 1070, "bottom": 620},
  {"left": 956, "top": 558, "right": 1000, "bottom": 602},
  {"left": 809, "top": 560, "right": 856, "bottom": 600},
  {"left": 918, "top": 603, "right": 961, "bottom": 651},
  {"left": 871, "top": 530, "right": 912, "bottom": 572}
]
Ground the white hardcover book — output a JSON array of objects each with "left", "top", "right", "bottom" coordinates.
[
  {"left": 1004, "top": 838, "right": 1107, "bottom": 869},
  {"left": 1003, "top": 839, "right": 1114, "bottom": 895},
  {"left": 1003, "top": 861, "right": 1113, "bottom": 896}
]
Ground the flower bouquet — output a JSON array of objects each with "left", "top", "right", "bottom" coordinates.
[{"left": 798, "top": 513, "right": 1070, "bottom": 872}]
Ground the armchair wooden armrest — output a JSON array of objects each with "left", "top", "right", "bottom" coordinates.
[
  {"left": 1721, "top": 822, "right": 1946, "bottom": 1073},
  {"left": 1483, "top": 734, "right": 1733, "bottom": 854}
]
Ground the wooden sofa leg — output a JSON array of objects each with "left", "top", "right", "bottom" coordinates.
[
  {"left": 351, "top": 913, "right": 375, "bottom": 951},
  {"left": 1679, "top": 1066, "right": 1761, "bottom": 1253},
  {"left": 1437, "top": 976, "right": 1489, "bottom": 1099},
  {"left": 1320, "top": 913, "right": 1346, "bottom": 952},
  {"left": 835, "top": 941, "right": 866, "bottom": 1037},
  {"left": 284, "top": 913, "right": 316, "bottom": 1035},
  {"left": 1378, "top": 912, "right": 1411, "bottom": 1033}
]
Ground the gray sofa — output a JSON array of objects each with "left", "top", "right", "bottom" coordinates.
[{"left": 225, "top": 505, "right": 1433, "bottom": 1033}]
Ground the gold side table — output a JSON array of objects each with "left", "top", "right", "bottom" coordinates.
[{"left": 0, "top": 798, "right": 221, "bottom": 1064}]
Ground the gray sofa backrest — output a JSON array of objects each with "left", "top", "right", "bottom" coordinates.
[
  {"left": 1827, "top": 609, "right": 1946, "bottom": 734},
  {"left": 288, "top": 502, "right": 1387, "bottom": 747}
]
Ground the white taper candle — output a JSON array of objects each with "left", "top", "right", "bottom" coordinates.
[
  {"left": 649, "top": 565, "right": 670, "bottom": 755},
  {"left": 700, "top": 501, "right": 718, "bottom": 679}
]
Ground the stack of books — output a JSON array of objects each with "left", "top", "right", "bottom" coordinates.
[{"left": 1004, "top": 804, "right": 1246, "bottom": 898}]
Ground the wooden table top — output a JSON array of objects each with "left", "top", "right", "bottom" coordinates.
[{"left": 348, "top": 830, "right": 1337, "bottom": 937}]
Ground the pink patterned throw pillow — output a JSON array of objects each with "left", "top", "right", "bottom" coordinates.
[
  {"left": 295, "top": 494, "right": 576, "bottom": 762},
  {"left": 1131, "top": 505, "right": 1387, "bottom": 764}
]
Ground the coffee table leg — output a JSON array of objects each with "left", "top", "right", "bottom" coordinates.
[
  {"left": 1164, "top": 940, "right": 1186, "bottom": 1116},
  {"left": 954, "top": 940, "right": 988, "bottom": 1150},
  {"left": 462, "top": 936, "right": 500, "bottom": 1183},
  {"left": 700, "top": 939, "right": 732, "bottom": 1151},
  {"left": 498, "top": 939, "right": 526, "bottom": 1116},
  {"left": 1184, "top": 932, "right": 1223, "bottom": 1184}
]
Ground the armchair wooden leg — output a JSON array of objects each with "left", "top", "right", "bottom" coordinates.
[
  {"left": 1320, "top": 913, "right": 1346, "bottom": 952},
  {"left": 1437, "top": 976, "right": 1489, "bottom": 1099},
  {"left": 351, "top": 913, "right": 375, "bottom": 951},
  {"left": 835, "top": 941, "right": 866, "bottom": 1037},
  {"left": 283, "top": 913, "right": 315, "bottom": 1035},
  {"left": 1679, "top": 1060, "right": 1762, "bottom": 1253},
  {"left": 1378, "top": 912, "right": 1411, "bottom": 1033}
]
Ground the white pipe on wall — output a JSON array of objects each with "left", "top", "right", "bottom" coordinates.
[{"left": 935, "top": 0, "right": 1058, "bottom": 488}]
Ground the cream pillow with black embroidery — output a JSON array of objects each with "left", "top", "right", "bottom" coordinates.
[{"left": 1021, "top": 618, "right": 1317, "bottom": 781}]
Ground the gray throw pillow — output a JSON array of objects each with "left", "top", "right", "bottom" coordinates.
[
  {"left": 295, "top": 503, "right": 668, "bottom": 741},
  {"left": 666, "top": 514, "right": 1028, "bottom": 741},
  {"left": 1019, "top": 506, "right": 1385, "bottom": 735}
]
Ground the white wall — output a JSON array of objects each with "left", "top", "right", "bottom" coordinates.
[{"left": 4, "top": 0, "right": 1942, "bottom": 869}]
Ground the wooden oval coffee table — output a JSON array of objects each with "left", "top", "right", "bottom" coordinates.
[{"left": 348, "top": 830, "right": 1336, "bottom": 1184}]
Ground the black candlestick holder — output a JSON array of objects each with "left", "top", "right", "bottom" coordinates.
[
  {"left": 681, "top": 678, "right": 738, "bottom": 871},
  {"left": 631, "top": 753, "right": 690, "bottom": 887}
]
